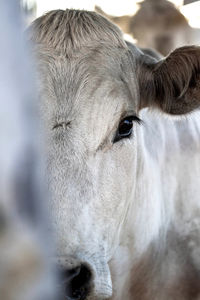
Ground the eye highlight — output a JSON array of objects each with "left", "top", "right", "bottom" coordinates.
[{"left": 113, "top": 116, "right": 141, "bottom": 143}]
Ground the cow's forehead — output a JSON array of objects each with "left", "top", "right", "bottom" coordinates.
[
  {"left": 38, "top": 46, "right": 139, "bottom": 124},
  {"left": 37, "top": 46, "right": 139, "bottom": 153},
  {"left": 31, "top": 9, "right": 141, "bottom": 125},
  {"left": 29, "top": 9, "right": 127, "bottom": 56}
]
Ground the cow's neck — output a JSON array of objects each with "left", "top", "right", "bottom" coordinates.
[
  {"left": 132, "top": 229, "right": 200, "bottom": 300},
  {"left": 110, "top": 111, "right": 200, "bottom": 299},
  {"left": 110, "top": 229, "right": 200, "bottom": 300}
]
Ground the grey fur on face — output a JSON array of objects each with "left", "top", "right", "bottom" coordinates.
[{"left": 30, "top": 8, "right": 200, "bottom": 300}]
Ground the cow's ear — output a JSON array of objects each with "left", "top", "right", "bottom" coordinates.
[{"left": 139, "top": 46, "right": 200, "bottom": 115}]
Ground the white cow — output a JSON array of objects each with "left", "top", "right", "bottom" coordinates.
[{"left": 29, "top": 9, "right": 200, "bottom": 300}]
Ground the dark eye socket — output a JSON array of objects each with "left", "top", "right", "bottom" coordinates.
[{"left": 113, "top": 116, "right": 141, "bottom": 143}]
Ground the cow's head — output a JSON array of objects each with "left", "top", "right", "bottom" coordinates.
[{"left": 29, "top": 9, "right": 200, "bottom": 300}]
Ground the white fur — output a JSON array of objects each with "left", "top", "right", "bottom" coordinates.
[{"left": 34, "top": 9, "right": 200, "bottom": 299}]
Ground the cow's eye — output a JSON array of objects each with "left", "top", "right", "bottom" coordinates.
[{"left": 113, "top": 116, "right": 141, "bottom": 143}]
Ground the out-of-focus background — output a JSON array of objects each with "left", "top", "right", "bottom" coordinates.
[
  {"left": 21, "top": 0, "right": 200, "bottom": 56},
  {"left": 21, "top": 0, "right": 199, "bottom": 27}
]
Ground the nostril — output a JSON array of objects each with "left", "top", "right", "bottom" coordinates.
[
  {"left": 61, "top": 264, "right": 93, "bottom": 300},
  {"left": 61, "top": 266, "right": 81, "bottom": 282}
]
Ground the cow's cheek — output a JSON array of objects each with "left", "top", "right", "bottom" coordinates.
[{"left": 86, "top": 140, "right": 136, "bottom": 258}]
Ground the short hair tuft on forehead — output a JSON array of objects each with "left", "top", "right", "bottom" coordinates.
[{"left": 28, "top": 9, "right": 127, "bottom": 56}]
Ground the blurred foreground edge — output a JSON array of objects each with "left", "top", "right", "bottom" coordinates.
[{"left": 0, "top": 1, "right": 58, "bottom": 299}]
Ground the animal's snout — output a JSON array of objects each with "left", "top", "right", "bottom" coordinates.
[{"left": 60, "top": 263, "right": 93, "bottom": 300}]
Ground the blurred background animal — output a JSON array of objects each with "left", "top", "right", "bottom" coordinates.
[{"left": 95, "top": 0, "right": 200, "bottom": 56}]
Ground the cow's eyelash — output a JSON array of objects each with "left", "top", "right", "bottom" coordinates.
[
  {"left": 119, "top": 115, "right": 143, "bottom": 126},
  {"left": 131, "top": 115, "right": 143, "bottom": 124}
]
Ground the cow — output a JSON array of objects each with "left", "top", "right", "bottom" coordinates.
[
  {"left": 95, "top": 0, "right": 199, "bottom": 56},
  {"left": 29, "top": 9, "right": 200, "bottom": 300}
]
